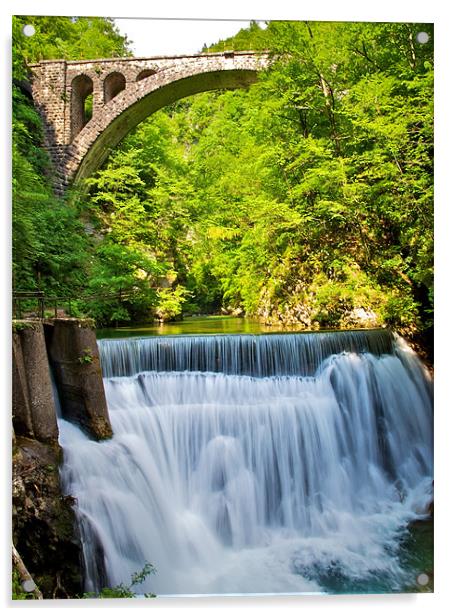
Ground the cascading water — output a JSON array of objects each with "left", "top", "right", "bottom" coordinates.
[{"left": 58, "top": 329, "right": 433, "bottom": 596}]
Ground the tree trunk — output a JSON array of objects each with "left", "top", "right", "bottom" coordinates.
[{"left": 12, "top": 544, "right": 43, "bottom": 599}]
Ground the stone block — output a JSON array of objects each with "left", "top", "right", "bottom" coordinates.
[
  {"left": 16, "top": 322, "right": 59, "bottom": 443},
  {"left": 12, "top": 331, "right": 34, "bottom": 439},
  {"left": 46, "top": 319, "right": 112, "bottom": 440}
]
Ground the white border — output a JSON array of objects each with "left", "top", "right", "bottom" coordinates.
[{"left": 2, "top": 1, "right": 451, "bottom": 614}]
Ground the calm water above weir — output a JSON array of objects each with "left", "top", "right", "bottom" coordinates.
[
  {"left": 58, "top": 322, "right": 433, "bottom": 596},
  {"left": 97, "top": 315, "right": 296, "bottom": 338}
]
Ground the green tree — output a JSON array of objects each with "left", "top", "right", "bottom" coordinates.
[
  {"left": 13, "top": 16, "right": 131, "bottom": 66},
  {"left": 13, "top": 18, "right": 433, "bottom": 332},
  {"left": 12, "top": 16, "right": 131, "bottom": 308}
]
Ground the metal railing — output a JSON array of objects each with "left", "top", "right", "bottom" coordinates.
[{"left": 12, "top": 289, "right": 136, "bottom": 320}]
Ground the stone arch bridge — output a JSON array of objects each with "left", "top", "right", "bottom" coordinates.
[{"left": 29, "top": 51, "right": 269, "bottom": 193}]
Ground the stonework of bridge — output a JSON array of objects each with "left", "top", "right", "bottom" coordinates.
[{"left": 29, "top": 51, "right": 270, "bottom": 192}]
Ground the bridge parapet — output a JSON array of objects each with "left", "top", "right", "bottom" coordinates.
[{"left": 29, "top": 51, "right": 270, "bottom": 191}]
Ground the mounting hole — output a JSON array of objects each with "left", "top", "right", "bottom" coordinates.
[
  {"left": 22, "top": 24, "right": 36, "bottom": 37},
  {"left": 417, "top": 572, "right": 429, "bottom": 586},
  {"left": 416, "top": 32, "right": 429, "bottom": 44}
]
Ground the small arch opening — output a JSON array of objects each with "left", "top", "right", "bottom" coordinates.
[
  {"left": 104, "top": 72, "right": 126, "bottom": 103},
  {"left": 136, "top": 69, "right": 157, "bottom": 82},
  {"left": 84, "top": 93, "right": 93, "bottom": 122},
  {"left": 71, "top": 74, "right": 94, "bottom": 139}
]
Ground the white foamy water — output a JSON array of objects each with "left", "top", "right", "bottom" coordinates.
[{"left": 58, "top": 332, "right": 433, "bottom": 595}]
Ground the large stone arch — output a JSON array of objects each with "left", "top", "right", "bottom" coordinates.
[{"left": 29, "top": 52, "right": 269, "bottom": 192}]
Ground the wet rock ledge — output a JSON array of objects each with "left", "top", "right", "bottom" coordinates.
[
  {"left": 12, "top": 317, "right": 113, "bottom": 599},
  {"left": 12, "top": 435, "right": 83, "bottom": 598}
]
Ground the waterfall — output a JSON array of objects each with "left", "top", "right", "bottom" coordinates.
[
  {"left": 97, "top": 329, "right": 394, "bottom": 378},
  {"left": 58, "top": 329, "right": 433, "bottom": 596}
]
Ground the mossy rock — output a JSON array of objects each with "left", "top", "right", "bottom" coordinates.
[{"left": 12, "top": 437, "right": 83, "bottom": 598}]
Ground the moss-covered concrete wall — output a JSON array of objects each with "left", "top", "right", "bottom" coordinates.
[
  {"left": 45, "top": 318, "right": 112, "bottom": 440},
  {"left": 12, "top": 321, "right": 59, "bottom": 443}
]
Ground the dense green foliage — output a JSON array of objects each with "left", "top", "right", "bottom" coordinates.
[
  {"left": 13, "top": 16, "right": 131, "bottom": 72},
  {"left": 12, "top": 18, "right": 433, "bottom": 332},
  {"left": 12, "top": 84, "right": 88, "bottom": 295},
  {"left": 12, "top": 16, "right": 130, "bottom": 301}
]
